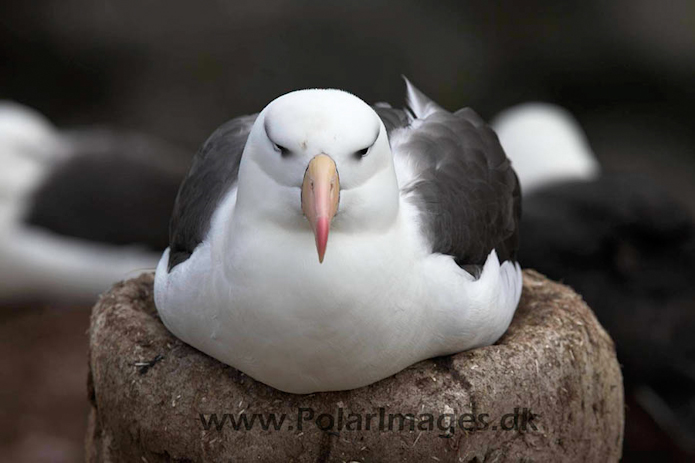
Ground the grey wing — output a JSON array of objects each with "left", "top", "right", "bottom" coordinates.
[
  {"left": 392, "top": 90, "right": 520, "bottom": 270},
  {"left": 372, "top": 103, "right": 410, "bottom": 138},
  {"left": 167, "top": 114, "right": 257, "bottom": 271}
]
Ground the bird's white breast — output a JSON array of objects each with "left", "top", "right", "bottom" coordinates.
[
  {"left": 155, "top": 189, "right": 522, "bottom": 393},
  {"left": 156, "top": 190, "right": 437, "bottom": 392}
]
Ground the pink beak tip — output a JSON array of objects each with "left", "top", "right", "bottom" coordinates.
[{"left": 315, "top": 216, "right": 330, "bottom": 263}]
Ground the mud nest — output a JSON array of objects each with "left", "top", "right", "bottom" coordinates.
[{"left": 86, "top": 270, "right": 623, "bottom": 462}]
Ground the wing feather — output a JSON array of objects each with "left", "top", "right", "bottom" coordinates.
[
  {"left": 391, "top": 82, "right": 520, "bottom": 270},
  {"left": 167, "top": 114, "right": 256, "bottom": 271}
]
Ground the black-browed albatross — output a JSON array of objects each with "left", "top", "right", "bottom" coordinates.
[
  {"left": 154, "top": 79, "right": 522, "bottom": 393},
  {"left": 492, "top": 101, "right": 695, "bottom": 454},
  {"left": 0, "top": 101, "right": 188, "bottom": 303}
]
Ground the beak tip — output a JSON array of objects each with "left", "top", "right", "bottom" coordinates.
[{"left": 315, "top": 216, "right": 329, "bottom": 264}]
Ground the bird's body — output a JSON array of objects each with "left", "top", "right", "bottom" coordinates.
[
  {"left": 156, "top": 200, "right": 519, "bottom": 392},
  {"left": 155, "top": 81, "right": 522, "bottom": 393}
]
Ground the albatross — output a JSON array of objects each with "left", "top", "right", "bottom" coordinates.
[
  {"left": 492, "top": 101, "right": 695, "bottom": 453},
  {"left": 154, "top": 79, "right": 522, "bottom": 393},
  {"left": 0, "top": 101, "right": 188, "bottom": 303},
  {"left": 491, "top": 102, "right": 600, "bottom": 195}
]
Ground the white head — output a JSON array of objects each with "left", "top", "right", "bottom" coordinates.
[
  {"left": 0, "top": 101, "right": 61, "bottom": 201},
  {"left": 235, "top": 89, "right": 400, "bottom": 262},
  {"left": 0, "top": 101, "right": 57, "bottom": 155},
  {"left": 491, "top": 102, "right": 600, "bottom": 194}
]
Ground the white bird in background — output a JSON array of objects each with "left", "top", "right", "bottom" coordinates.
[
  {"left": 155, "top": 79, "right": 522, "bottom": 393},
  {"left": 491, "top": 102, "right": 600, "bottom": 194},
  {"left": 0, "top": 102, "right": 187, "bottom": 304},
  {"left": 492, "top": 101, "right": 695, "bottom": 455}
]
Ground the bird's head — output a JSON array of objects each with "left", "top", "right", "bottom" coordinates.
[{"left": 236, "top": 89, "right": 400, "bottom": 263}]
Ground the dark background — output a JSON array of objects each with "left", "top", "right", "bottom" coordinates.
[{"left": 1, "top": 1, "right": 694, "bottom": 461}]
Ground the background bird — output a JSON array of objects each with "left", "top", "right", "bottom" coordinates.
[
  {"left": 493, "top": 102, "right": 695, "bottom": 457},
  {"left": 0, "top": 101, "right": 189, "bottom": 304}
]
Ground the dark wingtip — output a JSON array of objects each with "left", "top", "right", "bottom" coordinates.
[
  {"left": 401, "top": 75, "right": 416, "bottom": 119},
  {"left": 401, "top": 76, "right": 444, "bottom": 119},
  {"left": 167, "top": 249, "right": 192, "bottom": 272}
]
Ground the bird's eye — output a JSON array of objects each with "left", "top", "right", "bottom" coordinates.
[
  {"left": 273, "top": 142, "right": 290, "bottom": 157},
  {"left": 355, "top": 146, "right": 370, "bottom": 158}
]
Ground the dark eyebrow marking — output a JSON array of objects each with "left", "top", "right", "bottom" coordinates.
[
  {"left": 367, "top": 124, "right": 381, "bottom": 148},
  {"left": 263, "top": 118, "right": 273, "bottom": 140},
  {"left": 371, "top": 124, "right": 380, "bottom": 145},
  {"left": 354, "top": 125, "right": 381, "bottom": 159},
  {"left": 264, "top": 117, "right": 291, "bottom": 156}
]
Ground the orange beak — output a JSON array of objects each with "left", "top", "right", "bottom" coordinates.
[{"left": 301, "top": 154, "right": 339, "bottom": 263}]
